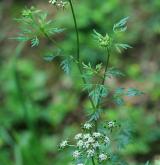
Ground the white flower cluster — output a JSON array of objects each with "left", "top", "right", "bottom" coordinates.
[
  {"left": 99, "top": 153, "right": 108, "bottom": 162},
  {"left": 59, "top": 140, "right": 68, "bottom": 149},
  {"left": 83, "top": 122, "right": 93, "bottom": 130},
  {"left": 49, "top": 0, "right": 68, "bottom": 9},
  {"left": 60, "top": 122, "right": 112, "bottom": 164},
  {"left": 108, "top": 121, "right": 115, "bottom": 128},
  {"left": 72, "top": 130, "right": 110, "bottom": 161}
]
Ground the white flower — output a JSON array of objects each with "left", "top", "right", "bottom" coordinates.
[
  {"left": 104, "top": 136, "right": 110, "bottom": 145},
  {"left": 93, "top": 132, "right": 101, "bottom": 138},
  {"left": 92, "top": 141, "right": 100, "bottom": 148},
  {"left": 77, "top": 140, "right": 83, "bottom": 148},
  {"left": 87, "top": 136, "right": 95, "bottom": 143},
  {"left": 75, "top": 133, "right": 83, "bottom": 140},
  {"left": 59, "top": 140, "right": 68, "bottom": 149},
  {"left": 87, "top": 149, "right": 95, "bottom": 157},
  {"left": 77, "top": 164, "right": 84, "bottom": 165},
  {"left": 83, "top": 141, "right": 90, "bottom": 149},
  {"left": 49, "top": 0, "right": 56, "bottom": 4},
  {"left": 72, "top": 150, "right": 80, "bottom": 159},
  {"left": 108, "top": 121, "right": 115, "bottom": 128},
  {"left": 83, "top": 133, "right": 91, "bottom": 139},
  {"left": 49, "top": 0, "right": 68, "bottom": 8},
  {"left": 99, "top": 153, "right": 108, "bottom": 162},
  {"left": 84, "top": 123, "right": 92, "bottom": 129}
]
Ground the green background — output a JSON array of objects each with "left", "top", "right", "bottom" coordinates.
[{"left": 0, "top": 0, "right": 160, "bottom": 164}]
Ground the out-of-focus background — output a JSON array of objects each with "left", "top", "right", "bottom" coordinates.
[{"left": 0, "top": 0, "right": 160, "bottom": 165}]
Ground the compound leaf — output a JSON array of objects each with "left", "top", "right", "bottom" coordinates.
[
  {"left": 113, "top": 17, "right": 129, "bottom": 32},
  {"left": 115, "top": 43, "right": 132, "bottom": 53}
]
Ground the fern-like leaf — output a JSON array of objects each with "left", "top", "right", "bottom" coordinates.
[
  {"left": 113, "top": 17, "right": 129, "bottom": 32},
  {"left": 60, "top": 58, "right": 72, "bottom": 74},
  {"left": 115, "top": 43, "right": 132, "bottom": 53}
]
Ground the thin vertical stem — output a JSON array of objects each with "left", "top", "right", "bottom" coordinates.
[
  {"left": 96, "top": 47, "right": 111, "bottom": 109},
  {"left": 68, "top": 0, "right": 80, "bottom": 61},
  {"left": 94, "top": 48, "right": 110, "bottom": 133},
  {"left": 91, "top": 157, "right": 96, "bottom": 165},
  {"left": 68, "top": 1, "right": 97, "bottom": 164},
  {"left": 68, "top": 0, "right": 97, "bottom": 111}
]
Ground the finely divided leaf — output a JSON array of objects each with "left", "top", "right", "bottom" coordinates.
[
  {"left": 113, "top": 17, "right": 129, "bottom": 32},
  {"left": 114, "top": 97, "right": 125, "bottom": 106},
  {"left": 11, "top": 36, "right": 29, "bottom": 42},
  {"left": 82, "top": 83, "right": 94, "bottom": 91},
  {"left": 43, "top": 49, "right": 61, "bottom": 62},
  {"left": 89, "top": 109, "right": 103, "bottom": 122},
  {"left": 93, "top": 29, "right": 103, "bottom": 39},
  {"left": 126, "top": 88, "right": 144, "bottom": 96},
  {"left": 115, "top": 44, "right": 132, "bottom": 53},
  {"left": 60, "top": 58, "right": 72, "bottom": 74},
  {"left": 114, "top": 87, "right": 125, "bottom": 95},
  {"left": 89, "top": 85, "right": 108, "bottom": 105},
  {"left": 31, "top": 37, "right": 39, "bottom": 47},
  {"left": 106, "top": 68, "right": 125, "bottom": 78},
  {"left": 113, "top": 87, "right": 125, "bottom": 106}
]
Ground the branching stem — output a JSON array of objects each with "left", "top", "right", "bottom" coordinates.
[
  {"left": 68, "top": 0, "right": 96, "bottom": 111},
  {"left": 68, "top": 1, "right": 98, "bottom": 164}
]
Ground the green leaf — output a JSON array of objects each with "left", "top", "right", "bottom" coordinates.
[
  {"left": 114, "top": 97, "right": 124, "bottom": 106},
  {"left": 82, "top": 83, "right": 94, "bottom": 91},
  {"left": 43, "top": 54, "right": 57, "bottom": 62},
  {"left": 113, "top": 88, "right": 125, "bottom": 106},
  {"left": 31, "top": 37, "right": 39, "bottom": 47},
  {"left": 126, "top": 88, "right": 144, "bottom": 96},
  {"left": 89, "top": 85, "right": 108, "bottom": 105},
  {"left": 43, "top": 49, "right": 61, "bottom": 62},
  {"left": 60, "top": 58, "right": 71, "bottom": 74},
  {"left": 113, "top": 17, "right": 129, "bottom": 32},
  {"left": 93, "top": 29, "right": 103, "bottom": 39},
  {"left": 47, "top": 27, "right": 65, "bottom": 35},
  {"left": 11, "top": 36, "right": 29, "bottom": 42},
  {"left": 114, "top": 87, "right": 125, "bottom": 95},
  {"left": 115, "top": 43, "right": 132, "bottom": 53},
  {"left": 89, "top": 109, "right": 103, "bottom": 122},
  {"left": 106, "top": 68, "right": 125, "bottom": 78}
]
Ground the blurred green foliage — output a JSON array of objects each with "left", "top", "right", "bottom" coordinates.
[{"left": 0, "top": 0, "right": 160, "bottom": 165}]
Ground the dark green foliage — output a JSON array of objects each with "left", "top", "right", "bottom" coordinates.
[
  {"left": 89, "top": 84, "right": 108, "bottom": 105},
  {"left": 1, "top": 0, "right": 159, "bottom": 165}
]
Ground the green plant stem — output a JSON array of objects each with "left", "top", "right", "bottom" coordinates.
[
  {"left": 91, "top": 157, "right": 96, "bottom": 165},
  {"left": 68, "top": 0, "right": 97, "bottom": 111},
  {"left": 68, "top": 0, "right": 80, "bottom": 61},
  {"left": 68, "top": 2, "right": 98, "bottom": 163},
  {"left": 94, "top": 47, "right": 110, "bottom": 132},
  {"left": 96, "top": 47, "right": 111, "bottom": 109}
]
